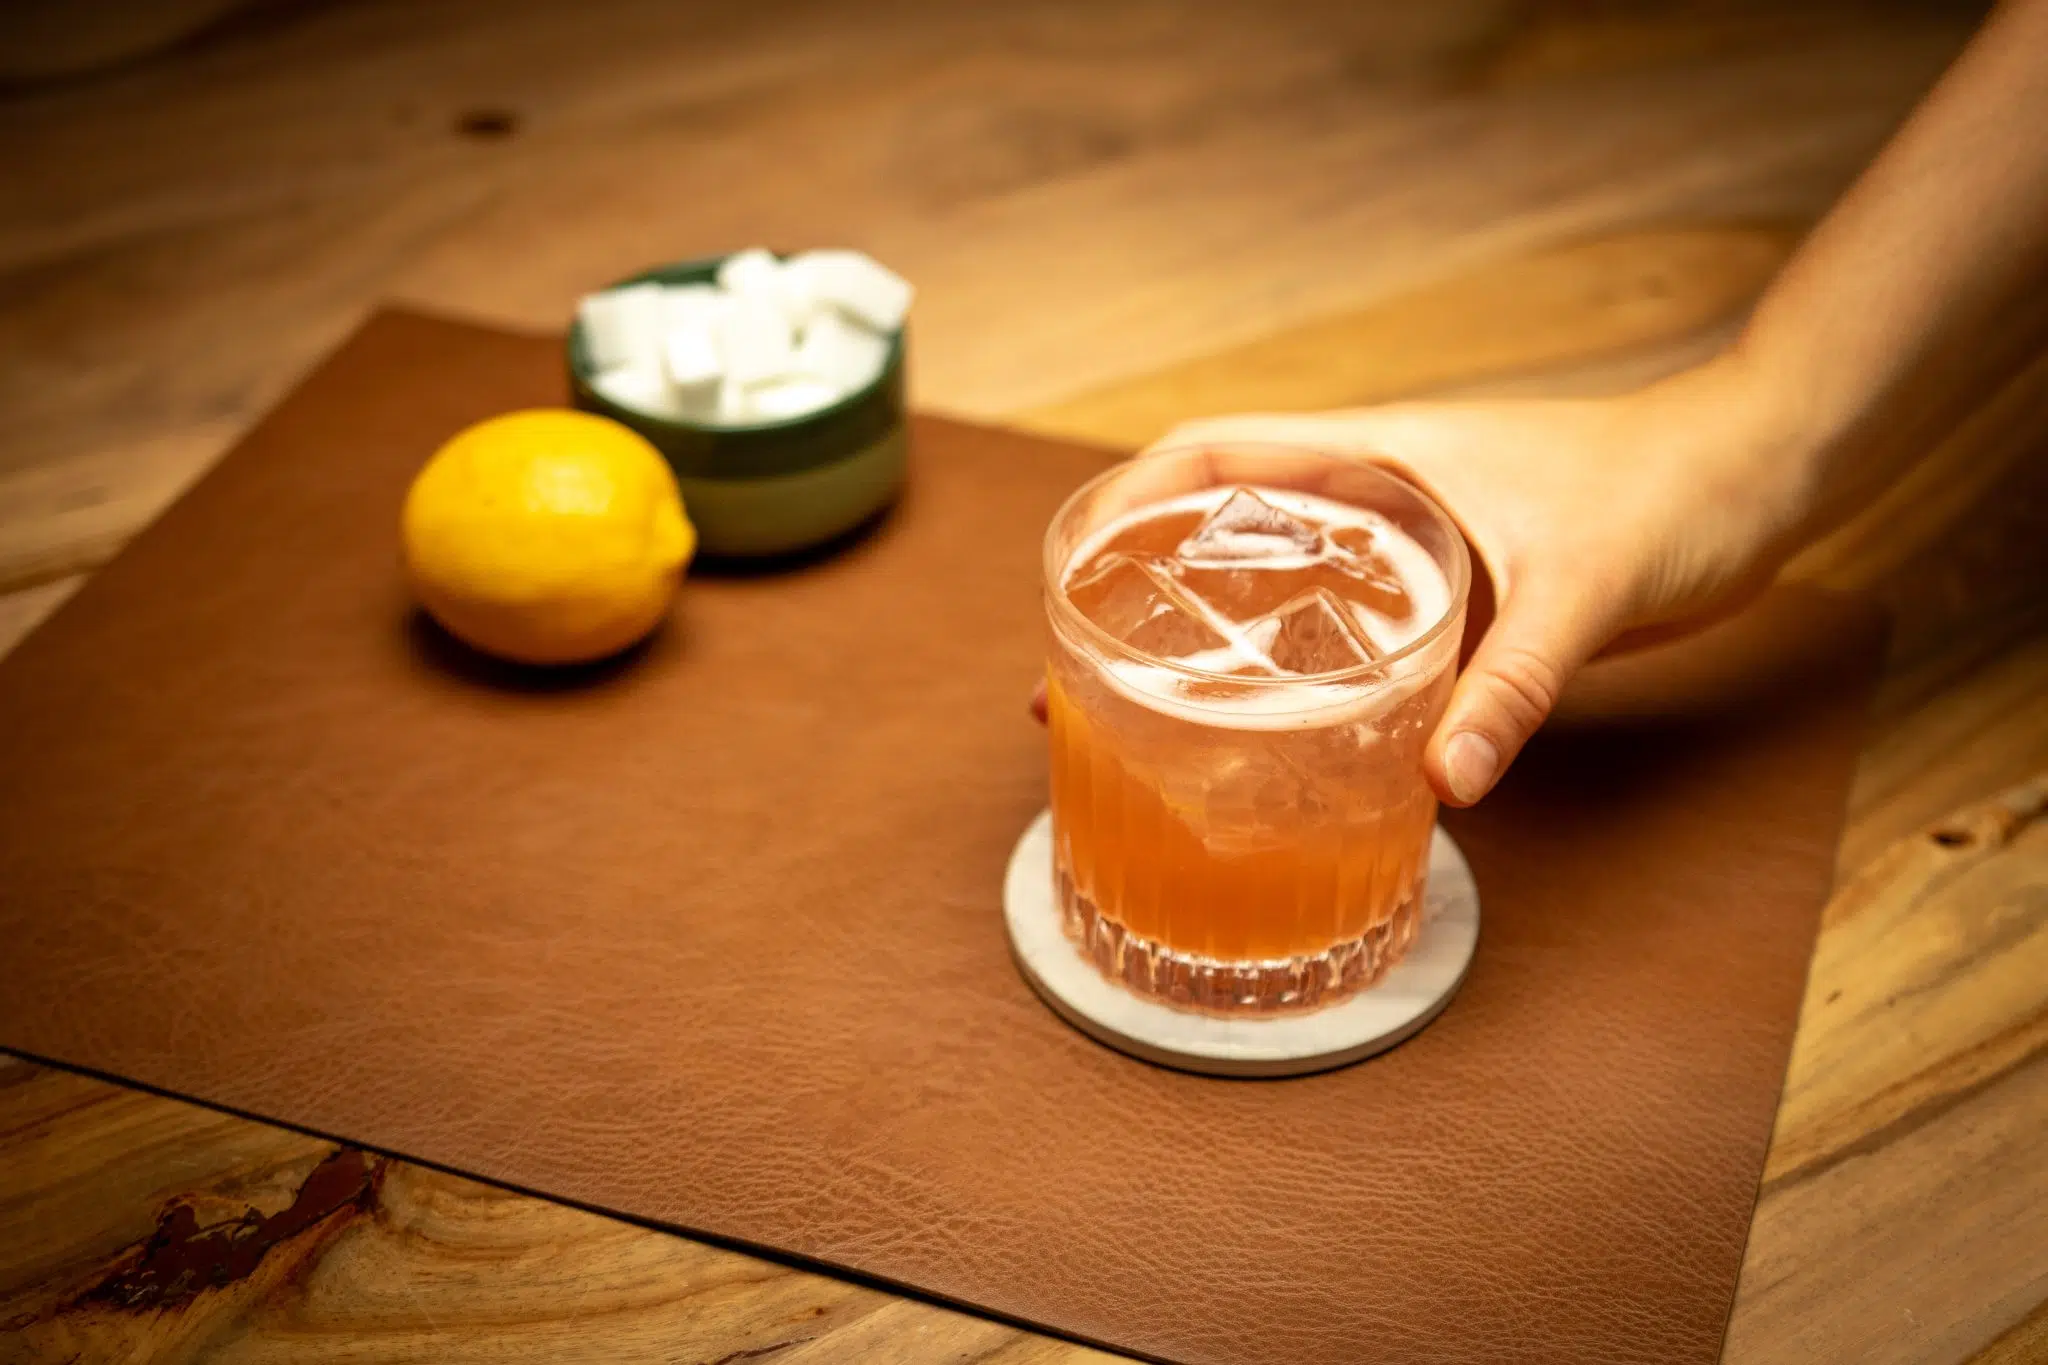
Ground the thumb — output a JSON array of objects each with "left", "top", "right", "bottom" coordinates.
[{"left": 1427, "top": 573, "right": 1621, "bottom": 806}]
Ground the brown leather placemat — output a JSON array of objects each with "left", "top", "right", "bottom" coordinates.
[{"left": 0, "top": 311, "right": 1884, "bottom": 1365}]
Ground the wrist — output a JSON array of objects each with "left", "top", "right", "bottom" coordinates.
[{"left": 1630, "top": 348, "right": 1837, "bottom": 557}]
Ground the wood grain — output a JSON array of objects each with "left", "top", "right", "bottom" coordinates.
[
  {"left": 1968, "top": 1298, "right": 2048, "bottom": 1365},
  {"left": 3, "top": 1, "right": 2041, "bottom": 1362},
  {"left": 1020, "top": 224, "right": 1798, "bottom": 447},
  {"left": 1776, "top": 775, "right": 2048, "bottom": 1197},
  {"left": 1725, "top": 774, "right": 2048, "bottom": 1365}
]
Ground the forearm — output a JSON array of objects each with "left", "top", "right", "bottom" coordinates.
[{"left": 1713, "top": 0, "right": 2048, "bottom": 538}]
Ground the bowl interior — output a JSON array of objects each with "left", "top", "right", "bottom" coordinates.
[{"left": 565, "top": 252, "right": 906, "bottom": 437}]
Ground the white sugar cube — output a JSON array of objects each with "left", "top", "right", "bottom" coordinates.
[
  {"left": 715, "top": 247, "right": 782, "bottom": 298},
  {"left": 661, "top": 286, "right": 728, "bottom": 416},
  {"left": 716, "top": 292, "right": 794, "bottom": 385},
  {"left": 787, "top": 250, "right": 912, "bottom": 332},
  {"left": 716, "top": 247, "right": 823, "bottom": 334},
  {"left": 746, "top": 376, "right": 840, "bottom": 422},
  {"left": 793, "top": 309, "right": 890, "bottom": 392},
  {"left": 663, "top": 326, "right": 722, "bottom": 389},
  {"left": 777, "top": 269, "right": 822, "bottom": 336},
  {"left": 591, "top": 363, "right": 682, "bottom": 419},
  {"left": 577, "top": 282, "right": 668, "bottom": 371},
  {"left": 716, "top": 376, "right": 753, "bottom": 424},
  {"left": 662, "top": 283, "right": 725, "bottom": 330}
]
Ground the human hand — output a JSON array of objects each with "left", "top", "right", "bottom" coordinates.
[{"left": 1033, "top": 358, "right": 1821, "bottom": 807}]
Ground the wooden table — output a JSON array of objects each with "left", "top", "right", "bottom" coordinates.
[{"left": 3, "top": 3, "right": 2043, "bottom": 1361}]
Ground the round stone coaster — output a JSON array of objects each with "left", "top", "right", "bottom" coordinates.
[{"left": 1003, "top": 810, "right": 1480, "bottom": 1078}]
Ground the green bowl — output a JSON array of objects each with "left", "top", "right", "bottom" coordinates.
[{"left": 566, "top": 253, "right": 908, "bottom": 559}]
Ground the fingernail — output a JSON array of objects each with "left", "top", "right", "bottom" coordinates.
[{"left": 1443, "top": 731, "right": 1500, "bottom": 804}]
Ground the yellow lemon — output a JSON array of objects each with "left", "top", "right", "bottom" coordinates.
[{"left": 402, "top": 409, "right": 694, "bottom": 665}]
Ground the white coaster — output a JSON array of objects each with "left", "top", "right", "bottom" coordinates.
[{"left": 1003, "top": 810, "right": 1480, "bottom": 1077}]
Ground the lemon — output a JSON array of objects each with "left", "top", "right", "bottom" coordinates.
[{"left": 402, "top": 409, "right": 694, "bottom": 665}]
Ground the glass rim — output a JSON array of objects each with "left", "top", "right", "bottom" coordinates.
[{"left": 1041, "top": 442, "right": 1473, "bottom": 688}]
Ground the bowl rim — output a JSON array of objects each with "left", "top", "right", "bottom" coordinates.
[{"left": 566, "top": 251, "right": 906, "bottom": 436}]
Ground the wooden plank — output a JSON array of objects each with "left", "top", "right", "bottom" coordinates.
[
  {"left": 1020, "top": 225, "right": 1796, "bottom": 448},
  {"left": 1769, "top": 772, "right": 2048, "bottom": 1191},
  {"left": 1849, "top": 622, "right": 2048, "bottom": 872},
  {"left": 1725, "top": 774, "right": 2048, "bottom": 1362},
  {"left": 0, "top": 1, "right": 247, "bottom": 84},
  {"left": 1729, "top": 1051, "right": 2048, "bottom": 1365},
  {"left": 1966, "top": 1297, "right": 2048, "bottom": 1365}
]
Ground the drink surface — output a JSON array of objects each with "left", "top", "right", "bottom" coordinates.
[
  {"left": 1061, "top": 486, "right": 1450, "bottom": 725},
  {"left": 1047, "top": 484, "right": 1456, "bottom": 1011}
]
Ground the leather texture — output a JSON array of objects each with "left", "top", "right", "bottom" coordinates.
[{"left": 0, "top": 312, "right": 1887, "bottom": 1365}]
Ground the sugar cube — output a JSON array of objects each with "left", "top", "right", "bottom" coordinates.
[
  {"left": 662, "top": 283, "right": 725, "bottom": 331},
  {"left": 577, "top": 282, "right": 667, "bottom": 371},
  {"left": 591, "top": 364, "right": 682, "bottom": 419},
  {"left": 716, "top": 292, "right": 795, "bottom": 385},
  {"left": 715, "top": 247, "right": 782, "bottom": 299},
  {"left": 717, "top": 246, "right": 825, "bottom": 334},
  {"left": 778, "top": 266, "right": 821, "bottom": 335},
  {"left": 716, "top": 376, "right": 753, "bottom": 424},
  {"left": 663, "top": 326, "right": 722, "bottom": 388},
  {"left": 787, "top": 250, "right": 912, "bottom": 332},
  {"left": 793, "top": 309, "right": 890, "bottom": 391},
  {"left": 746, "top": 376, "right": 841, "bottom": 422}
]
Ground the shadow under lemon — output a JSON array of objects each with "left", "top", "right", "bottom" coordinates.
[
  {"left": 402, "top": 607, "right": 666, "bottom": 696},
  {"left": 401, "top": 507, "right": 906, "bottom": 696}
]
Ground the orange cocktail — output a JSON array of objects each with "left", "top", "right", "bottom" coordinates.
[{"left": 1043, "top": 445, "right": 1469, "bottom": 1013}]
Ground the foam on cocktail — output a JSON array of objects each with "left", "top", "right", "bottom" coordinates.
[{"left": 1060, "top": 486, "right": 1453, "bottom": 731}]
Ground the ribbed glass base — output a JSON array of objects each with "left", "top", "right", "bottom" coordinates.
[{"left": 1056, "top": 866, "right": 1425, "bottom": 1016}]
